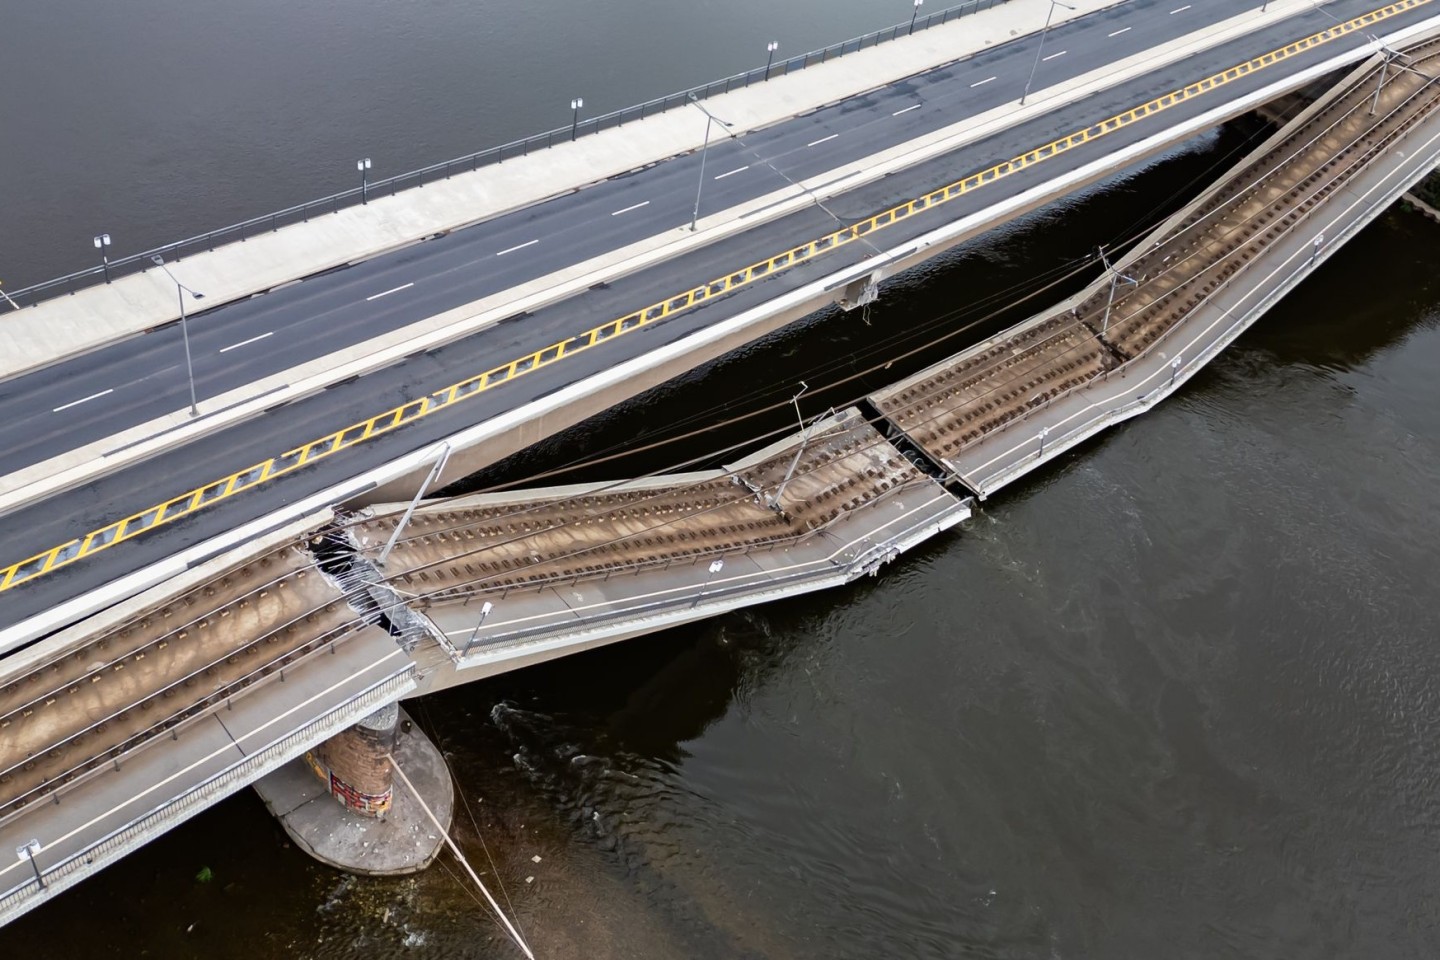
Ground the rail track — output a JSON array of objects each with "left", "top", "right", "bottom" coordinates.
[
  {"left": 0, "top": 543, "right": 373, "bottom": 818},
  {"left": 349, "top": 410, "right": 930, "bottom": 604},
  {"left": 873, "top": 39, "right": 1440, "bottom": 467}
]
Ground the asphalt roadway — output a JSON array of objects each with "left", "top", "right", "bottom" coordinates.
[{"left": 1, "top": 0, "right": 1428, "bottom": 627}]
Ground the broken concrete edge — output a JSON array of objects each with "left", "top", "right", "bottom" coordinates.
[{"left": 255, "top": 706, "right": 453, "bottom": 878}]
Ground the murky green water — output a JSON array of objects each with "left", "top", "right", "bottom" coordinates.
[{"left": 4, "top": 3, "right": 1440, "bottom": 957}]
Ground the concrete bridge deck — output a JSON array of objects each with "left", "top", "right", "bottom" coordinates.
[
  {"left": 5, "top": 23, "right": 1440, "bottom": 929},
  {"left": 7, "top": 0, "right": 1440, "bottom": 652}
]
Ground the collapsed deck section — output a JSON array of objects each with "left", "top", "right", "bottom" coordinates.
[
  {"left": 349, "top": 408, "right": 970, "bottom": 676},
  {"left": 871, "top": 36, "right": 1440, "bottom": 496}
]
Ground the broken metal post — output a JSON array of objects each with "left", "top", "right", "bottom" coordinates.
[{"left": 378, "top": 442, "right": 452, "bottom": 567}]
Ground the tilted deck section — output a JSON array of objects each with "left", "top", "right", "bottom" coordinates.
[
  {"left": 872, "top": 36, "right": 1440, "bottom": 496},
  {"left": 347, "top": 408, "right": 971, "bottom": 677}
]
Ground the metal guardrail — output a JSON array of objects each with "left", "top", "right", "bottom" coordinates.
[{"left": 3, "top": 0, "right": 1013, "bottom": 308}]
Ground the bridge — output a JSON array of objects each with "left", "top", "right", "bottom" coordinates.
[{"left": 3, "top": 0, "right": 1440, "bottom": 929}]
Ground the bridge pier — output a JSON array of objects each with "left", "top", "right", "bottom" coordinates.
[{"left": 253, "top": 705, "right": 453, "bottom": 876}]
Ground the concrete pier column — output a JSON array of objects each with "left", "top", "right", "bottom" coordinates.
[
  {"left": 255, "top": 705, "right": 453, "bottom": 875},
  {"left": 305, "top": 702, "right": 399, "bottom": 817}
]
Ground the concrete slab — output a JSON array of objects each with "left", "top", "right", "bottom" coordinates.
[{"left": 254, "top": 708, "right": 451, "bottom": 877}]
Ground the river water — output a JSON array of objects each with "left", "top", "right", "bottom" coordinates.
[{"left": 4, "top": 2, "right": 1440, "bottom": 958}]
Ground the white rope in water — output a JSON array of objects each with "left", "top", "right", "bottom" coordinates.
[{"left": 388, "top": 755, "right": 537, "bottom": 960}]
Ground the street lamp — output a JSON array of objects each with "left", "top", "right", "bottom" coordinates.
[
  {"left": 462, "top": 600, "right": 495, "bottom": 655},
  {"left": 765, "top": 41, "right": 779, "bottom": 79},
  {"left": 910, "top": 0, "right": 924, "bottom": 35},
  {"left": 687, "top": 94, "right": 734, "bottom": 231},
  {"left": 1020, "top": 0, "right": 1076, "bottom": 106},
  {"left": 691, "top": 558, "right": 725, "bottom": 609},
  {"left": 150, "top": 254, "right": 204, "bottom": 417},
  {"left": 356, "top": 157, "right": 372, "bottom": 204},
  {"left": 570, "top": 97, "right": 585, "bottom": 141},
  {"left": 93, "top": 234, "right": 112, "bottom": 284}
]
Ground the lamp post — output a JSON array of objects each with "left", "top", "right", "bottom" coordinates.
[
  {"left": 570, "top": 97, "right": 585, "bottom": 141},
  {"left": 1020, "top": 0, "right": 1075, "bottom": 106},
  {"left": 765, "top": 41, "right": 779, "bottom": 79},
  {"left": 462, "top": 601, "right": 494, "bottom": 655},
  {"left": 356, "top": 158, "right": 371, "bottom": 204},
  {"left": 16, "top": 840, "right": 44, "bottom": 890},
  {"left": 687, "top": 94, "right": 733, "bottom": 231},
  {"left": 150, "top": 255, "right": 204, "bottom": 417},
  {"left": 93, "top": 233, "right": 112, "bottom": 284},
  {"left": 692, "top": 558, "right": 725, "bottom": 609},
  {"left": 910, "top": 0, "right": 923, "bottom": 35}
]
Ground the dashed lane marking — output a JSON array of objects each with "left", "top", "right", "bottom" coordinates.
[
  {"left": 219, "top": 332, "right": 275, "bottom": 354},
  {"left": 52, "top": 389, "right": 114, "bottom": 414},
  {"left": 365, "top": 283, "right": 414, "bottom": 301},
  {"left": 495, "top": 239, "right": 540, "bottom": 257}
]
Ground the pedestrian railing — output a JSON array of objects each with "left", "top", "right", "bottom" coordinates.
[{"left": 1, "top": 0, "right": 1013, "bottom": 308}]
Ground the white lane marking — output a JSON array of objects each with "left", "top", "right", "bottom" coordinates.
[
  {"left": 53, "top": 389, "right": 114, "bottom": 413},
  {"left": 970, "top": 76, "right": 996, "bottom": 87},
  {"left": 892, "top": 104, "right": 922, "bottom": 116},
  {"left": 611, "top": 200, "right": 651, "bottom": 216},
  {"left": 1109, "top": 26, "right": 1132, "bottom": 36},
  {"left": 714, "top": 165, "right": 749, "bottom": 180},
  {"left": 365, "top": 282, "right": 414, "bottom": 301},
  {"left": 807, "top": 133, "right": 839, "bottom": 147},
  {"left": 1170, "top": 4, "right": 1191, "bottom": 12},
  {"left": 1042, "top": 50, "right": 1067, "bottom": 61},
  {"left": 219, "top": 331, "right": 274, "bottom": 354},
  {"left": 495, "top": 239, "right": 540, "bottom": 257}
]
